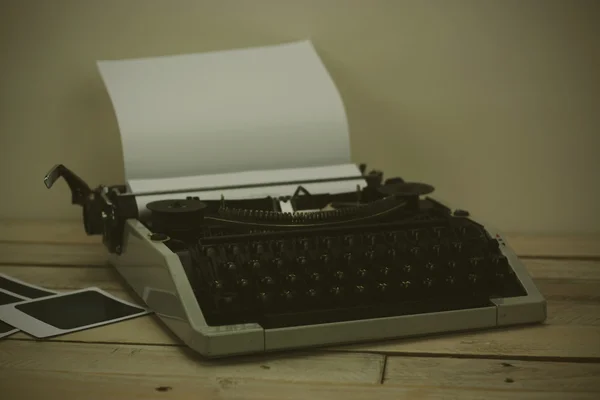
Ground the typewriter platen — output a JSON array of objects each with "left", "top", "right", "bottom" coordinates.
[{"left": 44, "top": 164, "right": 546, "bottom": 357}]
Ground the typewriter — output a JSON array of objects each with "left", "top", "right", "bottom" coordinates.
[{"left": 44, "top": 163, "right": 546, "bottom": 357}]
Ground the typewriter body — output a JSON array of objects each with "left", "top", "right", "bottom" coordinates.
[{"left": 44, "top": 164, "right": 546, "bottom": 358}]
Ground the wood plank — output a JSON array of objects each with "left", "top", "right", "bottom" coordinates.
[
  {"left": 506, "top": 234, "right": 600, "bottom": 259},
  {"left": 4, "top": 371, "right": 598, "bottom": 400},
  {"left": 1, "top": 220, "right": 599, "bottom": 261},
  {"left": 384, "top": 356, "right": 600, "bottom": 392},
  {"left": 0, "top": 219, "right": 99, "bottom": 245},
  {"left": 0, "top": 341, "right": 597, "bottom": 400},
  {"left": 0, "top": 264, "right": 127, "bottom": 292},
  {"left": 525, "top": 259, "right": 600, "bottom": 280},
  {"left": 314, "top": 322, "right": 600, "bottom": 360},
  {"left": 0, "top": 340, "right": 384, "bottom": 384},
  {"left": 1, "top": 262, "right": 599, "bottom": 359},
  {"left": 0, "top": 242, "right": 107, "bottom": 266}
]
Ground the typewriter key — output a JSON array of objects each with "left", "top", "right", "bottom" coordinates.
[
  {"left": 282, "top": 290, "right": 294, "bottom": 300},
  {"left": 296, "top": 256, "right": 307, "bottom": 265},
  {"left": 257, "top": 292, "right": 269, "bottom": 303},
  {"left": 237, "top": 278, "right": 249, "bottom": 288},
  {"left": 343, "top": 252, "right": 353, "bottom": 264},
  {"left": 298, "top": 238, "right": 310, "bottom": 251},
  {"left": 387, "top": 248, "right": 397, "bottom": 259},
  {"left": 469, "top": 258, "right": 482, "bottom": 267},
  {"left": 254, "top": 243, "right": 265, "bottom": 254},
  {"left": 376, "top": 282, "right": 388, "bottom": 292},
  {"left": 343, "top": 235, "right": 354, "bottom": 246},
  {"left": 261, "top": 276, "right": 274, "bottom": 285},
  {"left": 330, "top": 286, "right": 342, "bottom": 296},
  {"left": 225, "top": 262, "right": 236, "bottom": 271},
  {"left": 452, "top": 242, "right": 463, "bottom": 253},
  {"left": 432, "top": 227, "right": 446, "bottom": 238},
  {"left": 322, "top": 238, "right": 334, "bottom": 249}
]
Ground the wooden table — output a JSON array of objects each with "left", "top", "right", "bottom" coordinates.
[{"left": 1, "top": 220, "right": 599, "bottom": 399}]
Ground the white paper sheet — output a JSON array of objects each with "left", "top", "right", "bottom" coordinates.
[{"left": 97, "top": 40, "right": 363, "bottom": 217}]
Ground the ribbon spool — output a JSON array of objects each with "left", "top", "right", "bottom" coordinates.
[{"left": 147, "top": 199, "right": 207, "bottom": 239}]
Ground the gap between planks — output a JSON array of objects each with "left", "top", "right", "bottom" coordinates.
[
  {"left": 2, "top": 372, "right": 598, "bottom": 400},
  {"left": 6, "top": 336, "right": 600, "bottom": 365},
  {"left": 1, "top": 340, "right": 600, "bottom": 398}
]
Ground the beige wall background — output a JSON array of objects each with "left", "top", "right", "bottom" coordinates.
[{"left": 1, "top": 0, "right": 599, "bottom": 234}]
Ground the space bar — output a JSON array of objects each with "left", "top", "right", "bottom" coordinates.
[{"left": 258, "top": 297, "right": 493, "bottom": 329}]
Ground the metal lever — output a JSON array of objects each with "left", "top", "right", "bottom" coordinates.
[
  {"left": 43, "top": 164, "right": 108, "bottom": 238},
  {"left": 43, "top": 164, "right": 135, "bottom": 255},
  {"left": 44, "top": 164, "right": 93, "bottom": 206}
]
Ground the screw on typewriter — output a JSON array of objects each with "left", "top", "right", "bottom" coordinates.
[{"left": 43, "top": 164, "right": 137, "bottom": 254}]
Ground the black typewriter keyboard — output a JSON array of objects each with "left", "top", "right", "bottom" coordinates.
[{"left": 186, "top": 219, "right": 526, "bottom": 328}]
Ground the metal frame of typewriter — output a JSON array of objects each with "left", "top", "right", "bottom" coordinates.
[
  {"left": 44, "top": 164, "right": 546, "bottom": 358},
  {"left": 110, "top": 212, "right": 546, "bottom": 357}
]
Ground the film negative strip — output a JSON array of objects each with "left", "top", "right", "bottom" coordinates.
[
  {"left": 0, "top": 289, "right": 28, "bottom": 338},
  {"left": 0, "top": 287, "right": 151, "bottom": 338}
]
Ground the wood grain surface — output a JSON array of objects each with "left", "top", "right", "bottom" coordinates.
[{"left": 0, "top": 220, "right": 599, "bottom": 399}]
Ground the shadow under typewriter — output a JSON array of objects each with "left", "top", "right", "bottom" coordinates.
[{"left": 44, "top": 165, "right": 547, "bottom": 358}]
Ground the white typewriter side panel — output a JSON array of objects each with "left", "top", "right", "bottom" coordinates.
[
  {"left": 109, "top": 219, "right": 265, "bottom": 358},
  {"left": 484, "top": 224, "right": 547, "bottom": 326},
  {"left": 430, "top": 196, "right": 547, "bottom": 327},
  {"left": 424, "top": 196, "right": 547, "bottom": 327}
]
